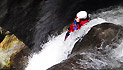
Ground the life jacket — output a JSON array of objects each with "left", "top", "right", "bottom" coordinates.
[
  {"left": 68, "top": 17, "right": 89, "bottom": 33},
  {"left": 65, "top": 16, "right": 89, "bottom": 41},
  {"left": 79, "top": 19, "right": 89, "bottom": 26}
]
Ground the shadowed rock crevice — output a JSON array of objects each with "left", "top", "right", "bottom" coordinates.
[
  {"left": 0, "top": 27, "right": 11, "bottom": 43},
  {"left": 0, "top": 34, "right": 5, "bottom": 43}
]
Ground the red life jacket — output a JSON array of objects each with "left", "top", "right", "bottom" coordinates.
[
  {"left": 80, "top": 19, "right": 88, "bottom": 26},
  {"left": 68, "top": 18, "right": 89, "bottom": 33},
  {"left": 65, "top": 18, "right": 89, "bottom": 41}
]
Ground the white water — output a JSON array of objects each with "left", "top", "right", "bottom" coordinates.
[
  {"left": 111, "top": 41, "right": 123, "bottom": 62},
  {"left": 26, "top": 6, "right": 123, "bottom": 70},
  {"left": 92, "top": 6, "right": 123, "bottom": 26}
]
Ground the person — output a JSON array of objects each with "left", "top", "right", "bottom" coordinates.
[{"left": 64, "top": 11, "right": 90, "bottom": 41}]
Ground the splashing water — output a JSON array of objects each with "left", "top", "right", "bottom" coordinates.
[
  {"left": 92, "top": 6, "right": 123, "bottom": 26},
  {"left": 111, "top": 41, "right": 123, "bottom": 62},
  {"left": 26, "top": 6, "right": 123, "bottom": 70}
]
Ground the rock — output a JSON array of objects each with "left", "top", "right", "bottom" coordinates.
[
  {"left": 10, "top": 44, "right": 31, "bottom": 70},
  {"left": 48, "top": 23, "right": 123, "bottom": 70},
  {"left": 0, "top": 35, "right": 25, "bottom": 69},
  {"left": 48, "top": 53, "right": 98, "bottom": 70},
  {"left": 0, "top": 27, "right": 30, "bottom": 70},
  {"left": 71, "top": 23, "right": 123, "bottom": 57}
]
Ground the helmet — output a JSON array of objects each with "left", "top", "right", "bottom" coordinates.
[{"left": 76, "top": 11, "right": 87, "bottom": 19}]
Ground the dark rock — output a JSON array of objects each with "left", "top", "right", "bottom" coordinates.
[
  {"left": 0, "top": 0, "right": 44, "bottom": 51},
  {"left": 48, "top": 53, "right": 97, "bottom": 70},
  {"left": 48, "top": 23, "right": 123, "bottom": 70},
  {"left": 71, "top": 23, "right": 123, "bottom": 56},
  {"left": 10, "top": 46, "right": 31, "bottom": 70},
  {"left": 0, "top": 27, "right": 12, "bottom": 43}
]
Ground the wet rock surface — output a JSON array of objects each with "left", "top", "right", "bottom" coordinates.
[
  {"left": 0, "top": 27, "right": 30, "bottom": 70},
  {"left": 48, "top": 23, "right": 123, "bottom": 70},
  {"left": 71, "top": 23, "right": 123, "bottom": 56},
  {"left": 10, "top": 45, "right": 30, "bottom": 70}
]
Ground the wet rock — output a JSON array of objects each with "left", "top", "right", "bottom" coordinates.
[
  {"left": 71, "top": 23, "right": 123, "bottom": 56},
  {"left": 48, "top": 23, "right": 123, "bottom": 70},
  {"left": 48, "top": 53, "right": 99, "bottom": 70},
  {"left": 10, "top": 44, "right": 30, "bottom": 70},
  {"left": 0, "top": 35, "right": 25, "bottom": 69},
  {"left": 0, "top": 27, "right": 30, "bottom": 70}
]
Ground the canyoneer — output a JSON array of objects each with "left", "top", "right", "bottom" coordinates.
[{"left": 64, "top": 11, "right": 90, "bottom": 40}]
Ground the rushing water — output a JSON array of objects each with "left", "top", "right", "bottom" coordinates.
[{"left": 26, "top": 6, "right": 123, "bottom": 70}]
